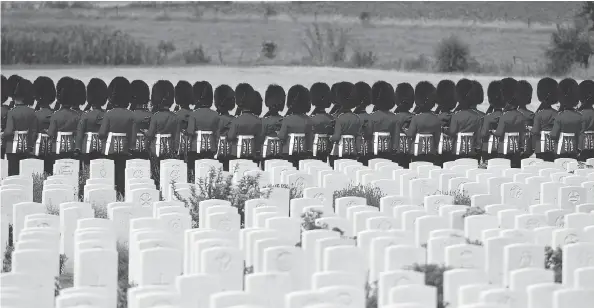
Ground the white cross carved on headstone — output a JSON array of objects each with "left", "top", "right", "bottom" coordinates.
[
  {"left": 139, "top": 193, "right": 152, "bottom": 206},
  {"left": 314, "top": 193, "right": 326, "bottom": 203}
]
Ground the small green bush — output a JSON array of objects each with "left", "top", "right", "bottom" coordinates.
[
  {"left": 333, "top": 184, "right": 385, "bottom": 209},
  {"left": 302, "top": 22, "right": 350, "bottom": 65},
  {"left": 545, "top": 23, "right": 592, "bottom": 76},
  {"left": 434, "top": 35, "right": 471, "bottom": 73},
  {"left": 261, "top": 41, "right": 278, "bottom": 59},
  {"left": 545, "top": 246, "right": 563, "bottom": 283},
  {"left": 462, "top": 206, "right": 486, "bottom": 218},
  {"left": 411, "top": 264, "right": 451, "bottom": 308},
  {"left": 183, "top": 45, "right": 211, "bottom": 64},
  {"left": 351, "top": 50, "right": 377, "bottom": 68}
]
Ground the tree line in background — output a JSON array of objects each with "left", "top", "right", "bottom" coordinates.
[{"left": 1, "top": 2, "right": 593, "bottom": 76}]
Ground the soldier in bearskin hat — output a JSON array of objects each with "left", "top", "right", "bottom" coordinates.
[
  {"left": 226, "top": 83, "right": 262, "bottom": 164},
  {"left": 260, "top": 84, "right": 285, "bottom": 169},
  {"left": 435, "top": 80, "right": 457, "bottom": 165},
  {"left": 531, "top": 78, "right": 559, "bottom": 162},
  {"left": 33, "top": 76, "right": 56, "bottom": 174},
  {"left": 551, "top": 78, "right": 582, "bottom": 159},
  {"left": 407, "top": 81, "right": 441, "bottom": 164},
  {"left": 253, "top": 90, "right": 263, "bottom": 118},
  {"left": 365, "top": 81, "right": 397, "bottom": 162},
  {"left": 98, "top": 76, "right": 134, "bottom": 196},
  {"left": 144, "top": 80, "right": 180, "bottom": 163},
  {"left": 76, "top": 78, "right": 108, "bottom": 170},
  {"left": 1, "top": 75, "right": 8, "bottom": 158},
  {"left": 471, "top": 80, "right": 486, "bottom": 117},
  {"left": 353, "top": 81, "right": 372, "bottom": 165},
  {"left": 393, "top": 82, "right": 415, "bottom": 168},
  {"left": 329, "top": 82, "right": 342, "bottom": 117},
  {"left": 278, "top": 84, "right": 312, "bottom": 168},
  {"left": 516, "top": 80, "right": 535, "bottom": 159},
  {"left": 53, "top": 76, "right": 73, "bottom": 112},
  {"left": 214, "top": 84, "right": 236, "bottom": 171},
  {"left": 329, "top": 81, "right": 361, "bottom": 167},
  {"left": 578, "top": 79, "right": 594, "bottom": 162},
  {"left": 174, "top": 80, "right": 194, "bottom": 178},
  {"left": 309, "top": 82, "right": 334, "bottom": 163},
  {"left": 492, "top": 78, "right": 526, "bottom": 168},
  {"left": 187, "top": 81, "right": 219, "bottom": 176},
  {"left": 3, "top": 78, "right": 37, "bottom": 176},
  {"left": 479, "top": 80, "right": 505, "bottom": 163},
  {"left": 448, "top": 79, "right": 482, "bottom": 161},
  {"left": 129, "top": 80, "right": 152, "bottom": 160},
  {"left": 48, "top": 78, "right": 82, "bottom": 161},
  {"left": 71, "top": 79, "right": 89, "bottom": 114}
]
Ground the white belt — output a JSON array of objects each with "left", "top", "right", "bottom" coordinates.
[
  {"left": 557, "top": 132, "right": 575, "bottom": 155},
  {"left": 373, "top": 132, "right": 390, "bottom": 155},
  {"left": 414, "top": 133, "right": 433, "bottom": 156},
  {"left": 540, "top": 131, "right": 551, "bottom": 153},
  {"left": 237, "top": 135, "right": 255, "bottom": 158},
  {"left": 336, "top": 135, "right": 354, "bottom": 158},
  {"left": 584, "top": 131, "right": 594, "bottom": 150},
  {"left": 12, "top": 130, "right": 28, "bottom": 153},
  {"left": 156, "top": 134, "right": 172, "bottom": 158},
  {"left": 215, "top": 136, "right": 227, "bottom": 159},
  {"left": 455, "top": 132, "right": 473, "bottom": 155},
  {"left": 288, "top": 133, "right": 306, "bottom": 156},
  {"left": 195, "top": 130, "right": 213, "bottom": 154},
  {"left": 503, "top": 132, "right": 520, "bottom": 155},
  {"left": 105, "top": 132, "right": 127, "bottom": 155},
  {"left": 85, "top": 132, "right": 99, "bottom": 153},
  {"left": 313, "top": 133, "right": 329, "bottom": 157},
  {"left": 438, "top": 133, "right": 445, "bottom": 155},
  {"left": 35, "top": 133, "right": 49, "bottom": 156},
  {"left": 262, "top": 136, "right": 280, "bottom": 158},
  {"left": 56, "top": 131, "right": 73, "bottom": 154},
  {"left": 487, "top": 131, "right": 496, "bottom": 154}
]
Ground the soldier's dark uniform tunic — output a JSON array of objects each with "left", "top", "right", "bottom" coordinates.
[
  {"left": 551, "top": 108, "right": 582, "bottom": 159},
  {"left": 518, "top": 107, "right": 535, "bottom": 159},
  {"left": 176, "top": 107, "right": 192, "bottom": 162},
  {"left": 310, "top": 110, "right": 333, "bottom": 163},
  {"left": 131, "top": 108, "right": 152, "bottom": 159},
  {"left": 366, "top": 110, "right": 398, "bottom": 161},
  {"left": 437, "top": 110, "right": 454, "bottom": 163},
  {"left": 278, "top": 113, "right": 313, "bottom": 168},
  {"left": 76, "top": 108, "right": 105, "bottom": 164},
  {"left": 1, "top": 104, "right": 10, "bottom": 159},
  {"left": 407, "top": 111, "right": 441, "bottom": 164},
  {"left": 187, "top": 107, "right": 219, "bottom": 160},
  {"left": 261, "top": 112, "right": 283, "bottom": 163},
  {"left": 226, "top": 111, "right": 262, "bottom": 163},
  {"left": 393, "top": 110, "right": 414, "bottom": 168},
  {"left": 98, "top": 107, "right": 135, "bottom": 196},
  {"left": 217, "top": 112, "right": 234, "bottom": 170},
  {"left": 3, "top": 104, "right": 38, "bottom": 175},
  {"left": 580, "top": 106, "right": 594, "bottom": 161},
  {"left": 330, "top": 111, "right": 362, "bottom": 166},
  {"left": 479, "top": 108, "right": 503, "bottom": 162},
  {"left": 448, "top": 109, "right": 481, "bottom": 160},
  {"left": 33, "top": 106, "right": 54, "bottom": 174},
  {"left": 355, "top": 111, "right": 371, "bottom": 165},
  {"left": 145, "top": 110, "right": 180, "bottom": 160},
  {"left": 48, "top": 107, "right": 79, "bottom": 160},
  {"left": 493, "top": 108, "right": 527, "bottom": 168},
  {"left": 531, "top": 107, "right": 557, "bottom": 162}
]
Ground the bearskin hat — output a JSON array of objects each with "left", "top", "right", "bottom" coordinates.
[
  {"left": 537, "top": 77, "right": 558, "bottom": 106},
  {"left": 516, "top": 80, "right": 533, "bottom": 107},
  {"left": 235, "top": 83, "right": 254, "bottom": 112},
  {"left": 334, "top": 81, "right": 357, "bottom": 109},
  {"left": 579, "top": 80, "right": 594, "bottom": 107},
  {"left": 67, "top": 79, "right": 87, "bottom": 108},
  {"left": 252, "top": 90, "right": 263, "bottom": 116},
  {"left": 33, "top": 76, "right": 56, "bottom": 107},
  {"left": 265, "top": 84, "right": 286, "bottom": 113},
  {"left": 7, "top": 75, "right": 23, "bottom": 99},
  {"left": 310, "top": 82, "right": 331, "bottom": 109},
  {"left": 13, "top": 78, "right": 34, "bottom": 106},
  {"left": 175, "top": 80, "right": 194, "bottom": 109},
  {"left": 129, "top": 80, "right": 149, "bottom": 109},
  {"left": 214, "top": 84, "right": 235, "bottom": 113},
  {"left": 193, "top": 81, "right": 213, "bottom": 108},
  {"left": 486, "top": 80, "right": 504, "bottom": 109},
  {"left": 371, "top": 81, "right": 395, "bottom": 111},
  {"left": 414, "top": 81, "right": 437, "bottom": 112},
  {"left": 355, "top": 81, "right": 372, "bottom": 109},
  {"left": 500, "top": 77, "right": 518, "bottom": 106},
  {"left": 107, "top": 77, "right": 131, "bottom": 108},
  {"left": 436, "top": 80, "right": 457, "bottom": 112},
  {"left": 1, "top": 75, "right": 7, "bottom": 104},
  {"left": 55, "top": 76, "right": 73, "bottom": 107},
  {"left": 287, "top": 84, "right": 311, "bottom": 115},
  {"left": 151, "top": 80, "right": 175, "bottom": 110},
  {"left": 471, "top": 80, "right": 484, "bottom": 108},
  {"left": 558, "top": 78, "right": 580, "bottom": 109},
  {"left": 86, "top": 78, "right": 108, "bottom": 109},
  {"left": 455, "top": 79, "right": 473, "bottom": 109},
  {"left": 395, "top": 82, "right": 415, "bottom": 111}
]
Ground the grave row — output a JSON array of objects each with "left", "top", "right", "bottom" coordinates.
[{"left": 0, "top": 156, "right": 593, "bottom": 308}]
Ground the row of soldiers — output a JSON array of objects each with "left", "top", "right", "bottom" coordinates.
[{"left": 1, "top": 74, "right": 593, "bottom": 196}]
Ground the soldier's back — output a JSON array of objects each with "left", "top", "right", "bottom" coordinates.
[
  {"left": 582, "top": 108, "right": 594, "bottom": 131},
  {"left": 104, "top": 107, "right": 134, "bottom": 133},
  {"left": 149, "top": 110, "right": 179, "bottom": 135},
  {"left": 132, "top": 109, "right": 152, "bottom": 131},
  {"left": 81, "top": 109, "right": 105, "bottom": 132},
  {"left": 188, "top": 107, "right": 219, "bottom": 131},
  {"left": 35, "top": 107, "right": 53, "bottom": 131},
  {"left": 262, "top": 114, "right": 283, "bottom": 137},
  {"left": 534, "top": 108, "right": 557, "bottom": 131},
  {"left": 450, "top": 110, "right": 481, "bottom": 133},
  {"left": 369, "top": 110, "right": 397, "bottom": 132},
  {"left": 8, "top": 105, "right": 37, "bottom": 131},
  {"left": 331, "top": 112, "right": 362, "bottom": 140},
  {"left": 310, "top": 113, "right": 333, "bottom": 135},
  {"left": 555, "top": 110, "right": 582, "bottom": 134}
]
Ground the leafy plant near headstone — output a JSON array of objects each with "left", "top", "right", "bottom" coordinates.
[
  {"left": 32, "top": 172, "right": 49, "bottom": 204},
  {"left": 545, "top": 246, "right": 563, "bottom": 283},
  {"left": 410, "top": 264, "right": 452, "bottom": 308},
  {"left": 438, "top": 190, "right": 471, "bottom": 206},
  {"left": 2, "top": 242, "right": 14, "bottom": 273},
  {"left": 462, "top": 206, "right": 486, "bottom": 218},
  {"left": 365, "top": 281, "right": 378, "bottom": 308},
  {"left": 266, "top": 183, "right": 303, "bottom": 199},
  {"left": 466, "top": 238, "right": 483, "bottom": 246},
  {"left": 333, "top": 184, "right": 386, "bottom": 209},
  {"left": 296, "top": 209, "right": 347, "bottom": 247}
]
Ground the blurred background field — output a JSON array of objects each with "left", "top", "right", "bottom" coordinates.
[{"left": 1, "top": 1, "right": 593, "bottom": 78}]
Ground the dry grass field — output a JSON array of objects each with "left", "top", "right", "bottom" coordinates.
[{"left": 2, "top": 2, "right": 592, "bottom": 78}]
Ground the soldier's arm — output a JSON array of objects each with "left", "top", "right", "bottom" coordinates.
[
  {"left": 330, "top": 116, "right": 342, "bottom": 142},
  {"left": 531, "top": 114, "right": 541, "bottom": 135},
  {"left": 226, "top": 119, "right": 238, "bottom": 141},
  {"left": 47, "top": 114, "right": 58, "bottom": 138},
  {"left": 145, "top": 115, "right": 157, "bottom": 139},
  {"left": 173, "top": 117, "right": 181, "bottom": 151},
  {"left": 186, "top": 114, "right": 195, "bottom": 136},
  {"left": 75, "top": 116, "right": 87, "bottom": 150},
  {"left": 391, "top": 118, "right": 401, "bottom": 150},
  {"left": 3, "top": 112, "right": 14, "bottom": 138},
  {"left": 277, "top": 117, "right": 289, "bottom": 142},
  {"left": 494, "top": 114, "right": 506, "bottom": 137},
  {"left": 405, "top": 116, "right": 417, "bottom": 137},
  {"left": 29, "top": 114, "right": 38, "bottom": 150},
  {"left": 98, "top": 113, "right": 110, "bottom": 140},
  {"left": 305, "top": 118, "right": 314, "bottom": 152},
  {"left": 550, "top": 115, "right": 561, "bottom": 141}
]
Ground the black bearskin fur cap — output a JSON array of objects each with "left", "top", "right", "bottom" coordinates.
[
  {"left": 537, "top": 77, "right": 558, "bottom": 106},
  {"left": 471, "top": 80, "right": 484, "bottom": 107},
  {"left": 287, "top": 84, "right": 311, "bottom": 114},
  {"left": 395, "top": 82, "right": 415, "bottom": 111},
  {"left": 436, "top": 80, "right": 457, "bottom": 111},
  {"left": 335, "top": 81, "right": 358, "bottom": 109},
  {"left": 579, "top": 80, "right": 594, "bottom": 106},
  {"left": 310, "top": 82, "right": 332, "bottom": 109},
  {"left": 371, "top": 81, "right": 395, "bottom": 111},
  {"left": 252, "top": 90, "right": 263, "bottom": 116},
  {"left": 130, "top": 80, "right": 150, "bottom": 109},
  {"left": 13, "top": 78, "right": 34, "bottom": 106},
  {"left": 1, "top": 75, "right": 7, "bottom": 103},
  {"left": 108, "top": 77, "right": 131, "bottom": 108},
  {"left": 487, "top": 80, "right": 504, "bottom": 108},
  {"left": 355, "top": 81, "right": 372, "bottom": 108},
  {"left": 56, "top": 76, "right": 73, "bottom": 106},
  {"left": 265, "top": 84, "right": 286, "bottom": 113},
  {"left": 235, "top": 83, "right": 254, "bottom": 111},
  {"left": 414, "top": 81, "right": 437, "bottom": 112},
  {"left": 7, "top": 75, "right": 23, "bottom": 98},
  {"left": 87, "top": 78, "right": 108, "bottom": 109},
  {"left": 516, "top": 80, "right": 533, "bottom": 107},
  {"left": 214, "top": 84, "right": 235, "bottom": 113},
  {"left": 455, "top": 78, "right": 473, "bottom": 109},
  {"left": 70, "top": 79, "right": 87, "bottom": 108},
  {"left": 500, "top": 77, "right": 518, "bottom": 106},
  {"left": 175, "top": 80, "right": 194, "bottom": 108},
  {"left": 193, "top": 81, "right": 213, "bottom": 108},
  {"left": 33, "top": 76, "right": 56, "bottom": 107},
  {"left": 558, "top": 78, "right": 580, "bottom": 109},
  {"left": 151, "top": 80, "right": 175, "bottom": 110}
]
